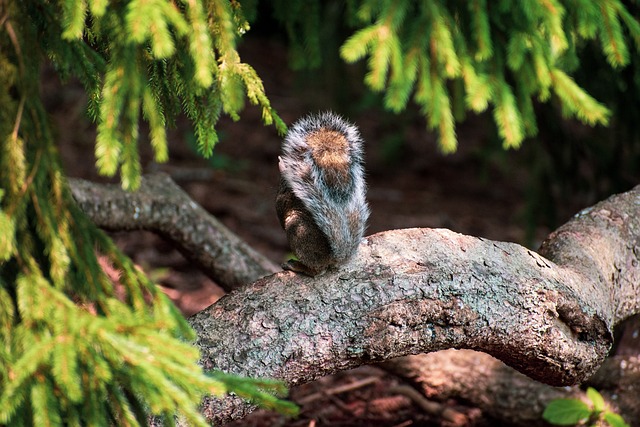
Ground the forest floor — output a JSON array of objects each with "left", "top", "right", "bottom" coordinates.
[{"left": 46, "top": 35, "right": 601, "bottom": 426}]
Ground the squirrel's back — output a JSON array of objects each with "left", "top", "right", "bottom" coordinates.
[{"left": 279, "top": 112, "right": 369, "bottom": 265}]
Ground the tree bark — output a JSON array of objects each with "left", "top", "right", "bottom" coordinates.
[
  {"left": 382, "top": 350, "right": 640, "bottom": 426},
  {"left": 190, "top": 185, "right": 639, "bottom": 424},
  {"left": 538, "top": 193, "right": 640, "bottom": 324},
  {"left": 69, "top": 174, "right": 278, "bottom": 292},
  {"left": 71, "top": 176, "right": 640, "bottom": 425}
]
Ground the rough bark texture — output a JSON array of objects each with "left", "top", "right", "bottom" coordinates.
[
  {"left": 538, "top": 191, "right": 640, "bottom": 324},
  {"left": 194, "top": 227, "right": 614, "bottom": 384},
  {"left": 69, "top": 174, "right": 278, "bottom": 291},
  {"left": 189, "top": 185, "right": 640, "bottom": 424},
  {"left": 71, "top": 175, "right": 640, "bottom": 425}
]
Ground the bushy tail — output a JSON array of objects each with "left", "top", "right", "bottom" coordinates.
[{"left": 279, "top": 112, "right": 370, "bottom": 261}]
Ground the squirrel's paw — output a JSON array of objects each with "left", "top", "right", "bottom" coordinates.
[{"left": 282, "top": 259, "right": 325, "bottom": 277}]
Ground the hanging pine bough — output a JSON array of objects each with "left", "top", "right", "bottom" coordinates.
[
  {"left": 39, "top": 0, "right": 285, "bottom": 191},
  {"left": 0, "top": 0, "right": 293, "bottom": 425},
  {"left": 334, "top": 0, "right": 638, "bottom": 152}
]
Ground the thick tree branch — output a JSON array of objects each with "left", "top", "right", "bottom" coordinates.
[
  {"left": 69, "top": 174, "right": 278, "bottom": 291},
  {"left": 382, "top": 350, "right": 640, "bottom": 426},
  {"left": 538, "top": 192, "right": 640, "bottom": 323},
  {"left": 189, "top": 185, "right": 640, "bottom": 424},
  {"left": 194, "top": 226, "right": 616, "bottom": 383},
  {"left": 70, "top": 175, "right": 640, "bottom": 425}
]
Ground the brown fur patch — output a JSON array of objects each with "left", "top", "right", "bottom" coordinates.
[
  {"left": 306, "top": 129, "right": 350, "bottom": 186},
  {"left": 347, "top": 210, "right": 361, "bottom": 232}
]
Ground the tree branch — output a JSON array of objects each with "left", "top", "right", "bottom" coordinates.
[
  {"left": 70, "top": 174, "right": 640, "bottom": 424},
  {"left": 69, "top": 173, "right": 278, "bottom": 292},
  {"left": 194, "top": 225, "right": 616, "bottom": 381},
  {"left": 189, "top": 185, "right": 640, "bottom": 424},
  {"left": 538, "top": 192, "right": 640, "bottom": 323},
  {"left": 382, "top": 350, "right": 640, "bottom": 426}
]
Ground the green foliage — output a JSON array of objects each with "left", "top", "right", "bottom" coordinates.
[
  {"left": 273, "top": 0, "right": 640, "bottom": 153},
  {"left": 586, "top": 387, "right": 606, "bottom": 413},
  {"left": 342, "top": 0, "right": 640, "bottom": 152},
  {"left": 543, "top": 387, "right": 630, "bottom": 427},
  {"left": 0, "top": 0, "right": 293, "bottom": 425},
  {"left": 544, "top": 398, "right": 591, "bottom": 425},
  {"left": 272, "top": 0, "right": 323, "bottom": 69},
  {"left": 520, "top": 1, "right": 640, "bottom": 236},
  {"left": 604, "top": 412, "right": 631, "bottom": 427},
  {"left": 210, "top": 372, "right": 299, "bottom": 417},
  {"left": 51, "top": 0, "right": 285, "bottom": 190}
]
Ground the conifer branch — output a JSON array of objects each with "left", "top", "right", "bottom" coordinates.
[
  {"left": 599, "top": 0, "right": 628, "bottom": 67},
  {"left": 335, "top": 1, "right": 639, "bottom": 151}
]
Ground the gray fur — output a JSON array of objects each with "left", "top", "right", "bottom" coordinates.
[{"left": 279, "top": 111, "right": 370, "bottom": 263}]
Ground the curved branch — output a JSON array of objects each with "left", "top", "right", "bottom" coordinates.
[
  {"left": 70, "top": 174, "right": 640, "bottom": 424},
  {"left": 190, "top": 185, "right": 640, "bottom": 424},
  {"left": 539, "top": 190, "right": 640, "bottom": 323},
  {"left": 69, "top": 173, "right": 278, "bottom": 291},
  {"left": 382, "top": 350, "right": 640, "bottom": 426},
  {"left": 195, "top": 228, "right": 612, "bottom": 384}
]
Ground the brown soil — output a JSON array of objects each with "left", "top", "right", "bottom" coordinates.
[{"left": 44, "top": 36, "right": 593, "bottom": 427}]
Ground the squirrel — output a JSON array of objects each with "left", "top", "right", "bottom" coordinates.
[{"left": 276, "top": 111, "right": 370, "bottom": 276}]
